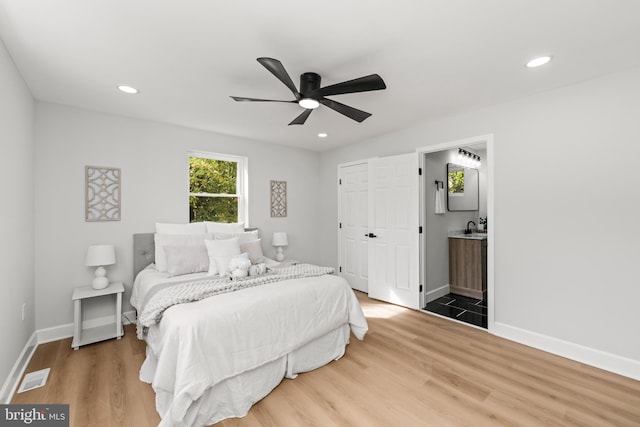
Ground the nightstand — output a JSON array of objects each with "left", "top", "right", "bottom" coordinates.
[{"left": 72, "top": 281, "right": 124, "bottom": 350}]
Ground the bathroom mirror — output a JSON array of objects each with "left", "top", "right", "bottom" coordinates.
[{"left": 447, "top": 163, "right": 479, "bottom": 211}]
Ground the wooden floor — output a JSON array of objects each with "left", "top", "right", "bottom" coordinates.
[{"left": 12, "top": 291, "right": 640, "bottom": 426}]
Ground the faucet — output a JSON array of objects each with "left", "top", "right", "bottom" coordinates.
[{"left": 465, "top": 221, "right": 476, "bottom": 234}]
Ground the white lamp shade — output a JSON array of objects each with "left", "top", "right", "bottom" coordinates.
[
  {"left": 272, "top": 232, "right": 288, "bottom": 247},
  {"left": 85, "top": 245, "right": 116, "bottom": 267}
]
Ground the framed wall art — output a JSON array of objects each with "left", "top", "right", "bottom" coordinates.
[
  {"left": 85, "top": 166, "right": 121, "bottom": 221},
  {"left": 270, "top": 180, "right": 287, "bottom": 217}
]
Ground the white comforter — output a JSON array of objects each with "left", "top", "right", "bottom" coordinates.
[{"left": 132, "top": 266, "right": 368, "bottom": 426}]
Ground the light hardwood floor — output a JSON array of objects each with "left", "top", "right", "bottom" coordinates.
[{"left": 12, "top": 291, "right": 640, "bottom": 426}]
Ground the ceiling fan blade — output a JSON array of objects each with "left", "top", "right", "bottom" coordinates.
[
  {"left": 314, "top": 74, "right": 386, "bottom": 97},
  {"left": 319, "top": 98, "right": 372, "bottom": 122},
  {"left": 257, "top": 57, "right": 301, "bottom": 100},
  {"left": 230, "top": 96, "right": 296, "bottom": 103},
  {"left": 288, "top": 109, "right": 313, "bottom": 126}
]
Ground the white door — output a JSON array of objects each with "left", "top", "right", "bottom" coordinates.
[
  {"left": 367, "top": 153, "right": 420, "bottom": 309},
  {"left": 338, "top": 162, "right": 369, "bottom": 292}
]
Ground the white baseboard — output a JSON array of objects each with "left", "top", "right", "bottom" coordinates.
[
  {"left": 37, "top": 311, "right": 137, "bottom": 344},
  {"left": 2, "top": 310, "right": 138, "bottom": 403},
  {"left": 426, "top": 284, "right": 450, "bottom": 303},
  {"left": 36, "top": 322, "right": 74, "bottom": 344},
  {"left": 493, "top": 322, "right": 640, "bottom": 380},
  {"left": 0, "top": 331, "right": 37, "bottom": 404}
]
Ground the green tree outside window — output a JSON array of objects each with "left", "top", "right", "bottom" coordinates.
[
  {"left": 189, "top": 157, "right": 239, "bottom": 222},
  {"left": 448, "top": 170, "right": 465, "bottom": 194}
]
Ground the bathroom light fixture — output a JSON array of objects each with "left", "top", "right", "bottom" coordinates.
[
  {"left": 525, "top": 56, "right": 552, "bottom": 68},
  {"left": 456, "top": 148, "right": 481, "bottom": 169},
  {"left": 318, "top": 132, "right": 328, "bottom": 138},
  {"left": 298, "top": 98, "right": 320, "bottom": 109},
  {"left": 117, "top": 85, "right": 139, "bottom": 94}
]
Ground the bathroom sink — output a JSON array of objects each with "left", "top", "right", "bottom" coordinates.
[
  {"left": 451, "top": 233, "right": 487, "bottom": 240},
  {"left": 467, "top": 233, "right": 487, "bottom": 239}
]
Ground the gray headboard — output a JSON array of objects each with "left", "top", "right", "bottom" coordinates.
[
  {"left": 133, "top": 233, "right": 155, "bottom": 278},
  {"left": 133, "top": 228, "right": 259, "bottom": 279}
]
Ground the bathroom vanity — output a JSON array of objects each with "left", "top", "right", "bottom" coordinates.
[{"left": 448, "top": 234, "right": 487, "bottom": 300}]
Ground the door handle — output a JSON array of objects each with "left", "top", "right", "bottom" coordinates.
[{"left": 365, "top": 233, "right": 377, "bottom": 238}]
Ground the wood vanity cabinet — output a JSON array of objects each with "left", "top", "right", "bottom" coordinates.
[{"left": 448, "top": 237, "right": 487, "bottom": 300}]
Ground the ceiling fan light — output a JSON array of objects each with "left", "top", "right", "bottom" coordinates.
[
  {"left": 298, "top": 98, "right": 320, "bottom": 109},
  {"left": 525, "top": 56, "right": 552, "bottom": 68},
  {"left": 117, "top": 85, "right": 139, "bottom": 94}
]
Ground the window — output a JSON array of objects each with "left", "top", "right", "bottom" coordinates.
[{"left": 188, "top": 151, "right": 248, "bottom": 224}]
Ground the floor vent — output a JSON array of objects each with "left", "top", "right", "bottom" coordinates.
[{"left": 17, "top": 368, "right": 50, "bottom": 393}]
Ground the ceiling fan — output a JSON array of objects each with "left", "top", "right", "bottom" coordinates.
[{"left": 230, "top": 57, "right": 386, "bottom": 126}]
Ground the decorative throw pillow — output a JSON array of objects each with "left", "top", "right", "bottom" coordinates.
[
  {"left": 249, "top": 262, "right": 267, "bottom": 277},
  {"left": 164, "top": 244, "right": 209, "bottom": 277},
  {"left": 204, "top": 237, "right": 241, "bottom": 275},
  {"left": 239, "top": 238, "right": 265, "bottom": 264},
  {"left": 154, "top": 233, "right": 212, "bottom": 272}
]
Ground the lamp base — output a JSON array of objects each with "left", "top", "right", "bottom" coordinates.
[
  {"left": 275, "top": 247, "right": 284, "bottom": 262},
  {"left": 92, "top": 277, "right": 109, "bottom": 290},
  {"left": 92, "top": 266, "right": 109, "bottom": 290}
]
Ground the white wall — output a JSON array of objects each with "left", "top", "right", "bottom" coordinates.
[
  {"left": 34, "top": 103, "right": 322, "bottom": 330},
  {"left": 0, "top": 40, "right": 35, "bottom": 397},
  {"left": 319, "top": 67, "right": 640, "bottom": 366}
]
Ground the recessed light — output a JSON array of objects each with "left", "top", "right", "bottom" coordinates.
[
  {"left": 318, "top": 133, "right": 328, "bottom": 138},
  {"left": 117, "top": 85, "right": 139, "bottom": 94},
  {"left": 525, "top": 56, "right": 552, "bottom": 68}
]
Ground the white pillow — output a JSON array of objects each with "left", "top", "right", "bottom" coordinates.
[
  {"left": 240, "top": 238, "right": 265, "bottom": 264},
  {"left": 204, "top": 237, "right": 241, "bottom": 275},
  {"left": 156, "top": 222, "right": 206, "bottom": 234},
  {"left": 154, "top": 233, "right": 212, "bottom": 272},
  {"left": 204, "top": 221, "right": 245, "bottom": 234},
  {"left": 164, "top": 244, "right": 209, "bottom": 277},
  {"left": 214, "top": 229, "right": 259, "bottom": 244}
]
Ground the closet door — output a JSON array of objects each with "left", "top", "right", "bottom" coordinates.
[
  {"left": 338, "top": 161, "right": 369, "bottom": 292},
  {"left": 367, "top": 153, "right": 420, "bottom": 309}
]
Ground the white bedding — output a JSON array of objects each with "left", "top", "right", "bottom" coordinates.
[{"left": 131, "top": 264, "right": 368, "bottom": 426}]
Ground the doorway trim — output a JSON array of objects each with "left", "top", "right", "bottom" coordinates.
[{"left": 416, "top": 134, "right": 495, "bottom": 332}]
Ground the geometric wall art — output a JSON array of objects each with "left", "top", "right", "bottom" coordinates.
[
  {"left": 85, "top": 166, "right": 121, "bottom": 222},
  {"left": 270, "top": 180, "right": 287, "bottom": 217}
]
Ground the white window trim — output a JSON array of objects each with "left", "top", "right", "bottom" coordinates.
[{"left": 188, "top": 150, "right": 249, "bottom": 225}]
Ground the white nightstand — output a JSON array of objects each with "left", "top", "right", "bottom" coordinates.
[{"left": 72, "top": 281, "right": 124, "bottom": 350}]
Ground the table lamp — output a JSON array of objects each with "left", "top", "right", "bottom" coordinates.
[
  {"left": 272, "top": 232, "right": 288, "bottom": 262},
  {"left": 85, "top": 244, "right": 116, "bottom": 289}
]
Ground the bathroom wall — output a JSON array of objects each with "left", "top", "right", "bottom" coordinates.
[
  {"left": 423, "top": 149, "right": 479, "bottom": 301},
  {"left": 477, "top": 148, "right": 488, "bottom": 222}
]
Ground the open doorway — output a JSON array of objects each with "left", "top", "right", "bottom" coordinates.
[{"left": 418, "top": 135, "right": 493, "bottom": 330}]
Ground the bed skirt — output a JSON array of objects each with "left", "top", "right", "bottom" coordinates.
[{"left": 140, "top": 323, "right": 352, "bottom": 426}]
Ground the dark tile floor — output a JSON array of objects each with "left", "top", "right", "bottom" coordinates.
[{"left": 424, "top": 293, "right": 487, "bottom": 328}]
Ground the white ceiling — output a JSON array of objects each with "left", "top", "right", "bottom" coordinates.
[{"left": 1, "top": 1, "right": 639, "bottom": 151}]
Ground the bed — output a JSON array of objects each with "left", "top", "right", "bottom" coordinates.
[{"left": 131, "top": 225, "right": 368, "bottom": 427}]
